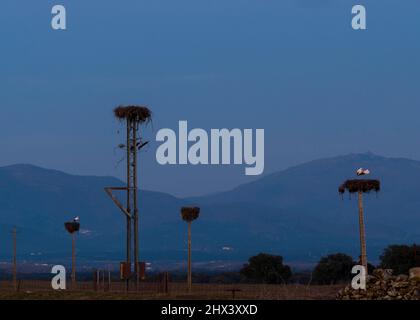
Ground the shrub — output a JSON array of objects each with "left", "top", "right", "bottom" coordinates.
[
  {"left": 313, "top": 253, "right": 355, "bottom": 285},
  {"left": 380, "top": 244, "right": 420, "bottom": 275},
  {"left": 240, "top": 253, "right": 292, "bottom": 284}
]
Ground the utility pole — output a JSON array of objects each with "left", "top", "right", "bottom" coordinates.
[
  {"left": 12, "top": 227, "right": 17, "bottom": 292},
  {"left": 126, "top": 118, "right": 132, "bottom": 291},
  {"left": 188, "top": 221, "right": 192, "bottom": 292},
  {"left": 64, "top": 219, "right": 80, "bottom": 290},
  {"left": 180, "top": 207, "right": 200, "bottom": 293},
  {"left": 358, "top": 190, "right": 367, "bottom": 272},
  {"left": 71, "top": 232, "right": 76, "bottom": 287},
  {"left": 339, "top": 177, "right": 380, "bottom": 276},
  {"left": 133, "top": 120, "right": 140, "bottom": 291},
  {"left": 105, "top": 105, "right": 151, "bottom": 292}
]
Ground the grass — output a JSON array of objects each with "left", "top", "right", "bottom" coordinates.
[{"left": 0, "top": 281, "right": 344, "bottom": 300}]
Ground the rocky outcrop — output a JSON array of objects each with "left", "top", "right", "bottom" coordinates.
[{"left": 337, "top": 268, "right": 420, "bottom": 300}]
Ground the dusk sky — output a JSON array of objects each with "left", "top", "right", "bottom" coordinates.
[{"left": 0, "top": 0, "right": 419, "bottom": 197}]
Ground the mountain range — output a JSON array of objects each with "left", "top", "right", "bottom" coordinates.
[{"left": 1, "top": 152, "right": 419, "bottom": 269}]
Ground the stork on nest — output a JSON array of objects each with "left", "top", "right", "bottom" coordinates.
[
  {"left": 338, "top": 172, "right": 380, "bottom": 273},
  {"left": 339, "top": 179, "right": 380, "bottom": 194},
  {"left": 356, "top": 168, "right": 370, "bottom": 176},
  {"left": 64, "top": 221, "right": 80, "bottom": 234}
]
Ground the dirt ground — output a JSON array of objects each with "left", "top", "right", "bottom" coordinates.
[{"left": 0, "top": 282, "right": 344, "bottom": 300}]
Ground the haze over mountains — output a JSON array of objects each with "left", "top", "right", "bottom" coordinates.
[{"left": 1, "top": 153, "right": 419, "bottom": 269}]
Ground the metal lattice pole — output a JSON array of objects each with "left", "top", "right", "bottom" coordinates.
[
  {"left": 126, "top": 118, "right": 132, "bottom": 290},
  {"left": 124, "top": 117, "right": 141, "bottom": 290},
  {"left": 106, "top": 106, "right": 150, "bottom": 292},
  {"left": 133, "top": 121, "right": 140, "bottom": 290},
  {"left": 126, "top": 118, "right": 140, "bottom": 290}
]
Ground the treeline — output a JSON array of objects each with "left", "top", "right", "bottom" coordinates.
[
  {"left": 163, "top": 244, "right": 420, "bottom": 285},
  {"left": 1, "top": 244, "right": 418, "bottom": 284},
  {"left": 312, "top": 244, "right": 420, "bottom": 285}
]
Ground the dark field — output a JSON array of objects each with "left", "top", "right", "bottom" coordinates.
[{"left": 0, "top": 281, "right": 343, "bottom": 300}]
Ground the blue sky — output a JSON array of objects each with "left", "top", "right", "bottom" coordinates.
[{"left": 0, "top": 0, "right": 419, "bottom": 197}]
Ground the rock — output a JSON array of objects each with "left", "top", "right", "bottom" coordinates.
[
  {"left": 409, "top": 268, "right": 420, "bottom": 281},
  {"left": 396, "top": 274, "right": 408, "bottom": 281},
  {"left": 387, "top": 289, "right": 397, "bottom": 297},
  {"left": 337, "top": 268, "right": 420, "bottom": 300},
  {"left": 392, "top": 281, "right": 409, "bottom": 288}
]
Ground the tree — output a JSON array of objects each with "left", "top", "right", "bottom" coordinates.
[
  {"left": 380, "top": 244, "right": 420, "bottom": 275},
  {"left": 313, "top": 253, "right": 355, "bottom": 285},
  {"left": 240, "top": 253, "right": 292, "bottom": 284}
]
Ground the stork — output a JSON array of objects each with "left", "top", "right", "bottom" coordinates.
[{"left": 356, "top": 168, "right": 370, "bottom": 176}]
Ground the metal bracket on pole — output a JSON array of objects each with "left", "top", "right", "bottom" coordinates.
[{"left": 104, "top": 187, "right": 132, "bottom": 219}]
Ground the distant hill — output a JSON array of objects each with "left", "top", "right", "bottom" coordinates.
[
  {"left": 0, "top": 164, "right": 185, "bottom": 262},
  {"left": 190, "top": 152, "right": 420, "bottom": 262},
  {"left": 1, "top": 153, "right": 420, "bottom": 267}
]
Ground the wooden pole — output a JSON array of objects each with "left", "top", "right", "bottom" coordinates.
[
  {"left": 94, "top": 270, "right": 99, "bottom": 291},
  {"left": 102, "top": 270, "right": 105, "bottom": 292},
  {"left": 108, "top": 270, "right": 111, "bottom": 292},
  {"left": 12, "top": 228, "right": 17, "bottom": 292},
  {"left": 72, "top": 232, "right": 76, "bottom": 288},
  {"left": 164, "top": 272, "right": 169, "bottom": 294},
  {"left": 358, "top": 190, "right": 368, "bottom": 273},
  {"left": 188, "top": 221, "right": 192, "bottom": 292}
]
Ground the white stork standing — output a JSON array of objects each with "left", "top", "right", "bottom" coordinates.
[{"left": 356, "top": 168, "right": 370, "bottom": 176}]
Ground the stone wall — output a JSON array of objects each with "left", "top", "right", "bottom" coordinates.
[{"left": 337, "top": 268, "right": 420, "bottom": 300}]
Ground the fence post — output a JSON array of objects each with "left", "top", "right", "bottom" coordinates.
[{"left": 108, "top": 271, "right": 111, "bottom": 292}]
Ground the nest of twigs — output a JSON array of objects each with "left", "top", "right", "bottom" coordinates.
[
  {"left": 114, "top": 105, "right": 151, "bottom": 123},
  {"left": 64, "top": 222, "right": 80, "bottom": 234},
  {"left": 339, "top": 179, "right": 380, "bottom": 194},
  {"left": 181, "top": 207, "right": 200, "bottom": 222}
]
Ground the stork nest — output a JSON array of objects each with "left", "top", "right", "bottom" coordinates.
[
  {"left": 339, "top": 179, "right": 380, "bottom": 194},
  {"left": 64, "top": 222, "right": 80, "bottom": 234},
  {"left": 181, "top": 207, "right": 200, "bottom": 222},
  {"left": 114, "top": 105, "right": 152, "bottom": 122}
]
